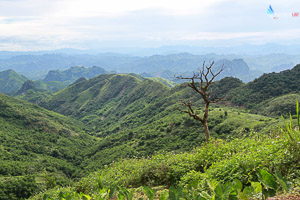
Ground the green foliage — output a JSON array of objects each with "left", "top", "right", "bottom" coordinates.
[
  {"left": 143, "top": 186, "right": 156, "bottom": 200},
  {"left": 69, "top": 134, "right": 299, "bottom": 197},
  {"left": 274, "top": 171, "right": 291, "bottom": 193},
  {"left": 214, "top": 182, "right": 233, "bottom": 200},
  {"left": 0, "top": 175, "right": 38, "bottom": 200},
  {"left": 0, "top": 92, "right": 96, "bottom": 199},
  {"left": 36, "top": 170, "right": 295, "bottom": 200},
  {"left": 257, "top": 169, "right": 278, "bottom": 191},
  {"left": 281, "top": 101, "right": 300, "bottom": 146},
  {"left": 255, "top": 94, "right": 300, "bottom": 117},
  {"left": 226, "top": 64, "right": 300, "bottom": 116}
]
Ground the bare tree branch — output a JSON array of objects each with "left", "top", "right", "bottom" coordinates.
[{"left": 175, "top": 61, "right": 225, "bottom": 143}]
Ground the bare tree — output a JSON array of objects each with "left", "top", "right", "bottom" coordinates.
[{"left": 176, "top": 61, "right": 224, "bottom": 143}]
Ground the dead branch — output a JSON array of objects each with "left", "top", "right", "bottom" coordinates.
[{"left": 175, "top": 61, "right": 225, "bottom": 142}]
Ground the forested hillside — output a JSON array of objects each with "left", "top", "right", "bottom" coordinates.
[
  {"left": 227, "top": 64, "right": 300, "bottom": 116},
  {"left": 0, "top": 69, "right": 28, "bottom": 94},
  {"left": 39, "top": 74, "right": 277, "bottom": 170},
  {"left": 0, "top": 93, "right": 96, "bottom": 199}
]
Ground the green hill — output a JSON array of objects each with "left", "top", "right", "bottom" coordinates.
[
  {"left": 0, "top": 92, "right": 96, "bottom": 198},
  {"left": 227, "top": 64, "right": 300, "bottom": 111},
  {"left": 15, "top": 80, "right": 69, "bottom": 104},
  {"left": 255, "top": 93, "right": 300, "bottom": 117},
  {"left": 0, "top": 69, "right": 28, "bottom": 94},
  {"left": 39, "top": 74, "right": 277, "bottom": 170}
]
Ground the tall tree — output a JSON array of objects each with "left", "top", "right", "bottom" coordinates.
[{"left": 176, "top": 61, "right": 224, "bottom": 143}]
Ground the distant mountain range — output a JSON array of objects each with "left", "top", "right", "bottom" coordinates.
[
  {"left": 137, "top": 57, "right": 262, "bottom": 83},
  {"left": 43, "top": 66, "right": 108, "bottom": 82},
  {"left": 0, "top": 66, "right": 110, "bottom": 95},
  {"left": 0, "top": 51, "right": 299, "bottom": 81},
  {"left": 1, "top": 43, "right": 300, "bottom": 56}
]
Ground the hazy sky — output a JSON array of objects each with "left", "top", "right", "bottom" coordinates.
[{"left": 0, "top": 0, "right": 300, "bottom": 51}]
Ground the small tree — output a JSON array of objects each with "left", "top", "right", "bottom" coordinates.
[{"left": 176, "top": 61, "right": 224, "bottom": 143}]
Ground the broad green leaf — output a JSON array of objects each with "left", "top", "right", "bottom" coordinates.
[
  {"left": 240, "top": 186, "right": 254, "bottom": 200},
  {"left": 251, "top": 182, "right": 262, "bottom": 194},
  {"left": 232, "top": 179, "right": 243, "bottom": 193},
  {"left": 257, "top": 169, "right": 278, "bottom": 190},
  {"left": 207, "top": 179, "right": 219, "bottom": 191},
  {"left": 274, "top": 172, "right": 290, "bottom": 192},
  {"left": 215, "top": 182, "right": 233, "bottom": 200}
]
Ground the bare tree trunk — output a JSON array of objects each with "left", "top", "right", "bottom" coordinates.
[
  {"left": 203, "top": 102, "right": 210, "bottom": 142},
  {"left": 202, "top": 120, "right": 210, "bottom": 143}
]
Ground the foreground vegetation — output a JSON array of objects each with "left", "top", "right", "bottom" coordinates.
[
  {"left": 31, "top": 130, "right": 299, "bottom": 199},
  {"left": 31, "top": 102, "right": 300, "bottom": 198}
]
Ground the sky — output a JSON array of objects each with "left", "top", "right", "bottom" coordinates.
[{"left": 0, "top": 0, "right": 300, "bottom": 51}]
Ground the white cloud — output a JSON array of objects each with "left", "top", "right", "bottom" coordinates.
[
  {"left": 52, "top": 0, "right": 224, "bottom": 17},
  {"left": 0, "top": 0, "right": 300, "bottom": 50},
  {"left": 178, "top": 29, "right": 300, "bottom": 41}
]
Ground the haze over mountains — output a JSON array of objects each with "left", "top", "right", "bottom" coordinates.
[{"left": 1, "top": 45, "right": 300, "bottom": 89}]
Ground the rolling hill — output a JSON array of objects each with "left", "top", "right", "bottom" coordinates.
[
  {"left": 0, "top": 92, "right": 96, "bottom": 178},
  {"left": 0, "top": 69, "right": 28, "bottom": 94},
  {"left": 226, "top": 64, "right": 300, "bottom": 115},
  {"left": 39, "top": 74, "right": 276, "bottom": 170}
]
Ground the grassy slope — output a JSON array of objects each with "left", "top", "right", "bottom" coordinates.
[
  {"left": 0, "top": 92, "right": 95, "bottom": 178},
  {"left": 148, "top": 77, "right": 178, "bottom": 87}
]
